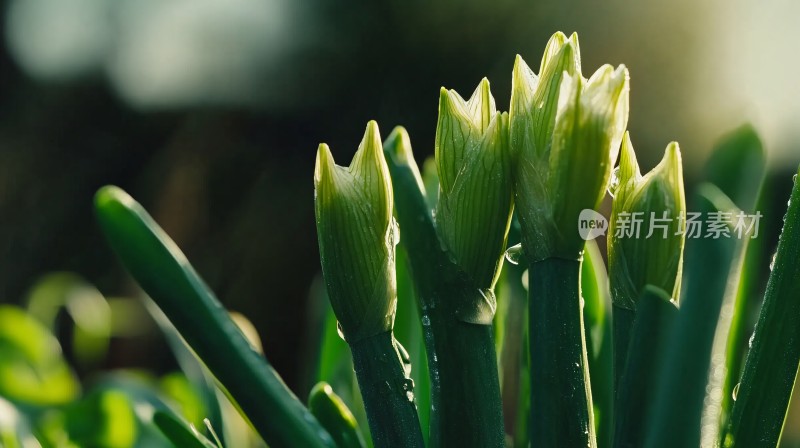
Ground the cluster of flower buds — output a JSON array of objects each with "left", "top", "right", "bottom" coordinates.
[{"left": 314, "top": 30, "right": 685, "bottom": 335}]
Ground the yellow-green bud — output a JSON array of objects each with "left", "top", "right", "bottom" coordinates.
[
  {"left": 510, "top": 32, "right": 582, "bottom": 162},
  {"left": 608, "top": 133, "right": 686, "bottom": 308},
  {"left": 434, "top": 78, "right": 514, "bottom": 290},
  {"left": 511, "top": 34, "right": 629, "bottom": 261},
  {"left": 314, "top": 121, "right": 397, "bottom": 342}
]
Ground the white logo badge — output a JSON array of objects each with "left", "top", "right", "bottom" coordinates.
[{"left": 578, "top": 209, "right": 608, "bottom": 241}]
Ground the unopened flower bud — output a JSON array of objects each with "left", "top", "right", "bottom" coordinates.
[
  {"left": 608, "top": 133, "right": 686, "bottom": 308},
  {"left": 314, "top": 121, "right": 397, "bottom": 342},
  {"left": 434, "top": 78, "right": 514, "bottom": 290},
  {"left": 512, "top": 44, "right": 629, "bottom": 261}
]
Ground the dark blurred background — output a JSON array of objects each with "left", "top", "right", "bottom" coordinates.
[{"left": 0, "top": 0, "right": 798, "bottom": 398}]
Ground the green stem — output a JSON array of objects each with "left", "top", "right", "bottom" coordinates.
[
  {"left": 613, "top": 287, "right": 677, "bottom": 448},
  {"left": 349, "top": 332, "right": 424, "bottom": 448},
  {"left": 612, "top": 305, "right": 635, "bottom": 396},
  {"left": 529, "top": 257, "right": 596, "bottom": 447},
  {"left": 422, "top": 283, "right": 505, "bottom": 447},
  {"left": 383, "top": 132, "right": 505, "bottom": 447}
]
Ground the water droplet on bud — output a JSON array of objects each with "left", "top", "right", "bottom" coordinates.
[
  {"left": 608, "top": 166, "right": 621, "bottom": 198},
  {"left": 390, "top": 217, "right": 401, "bottom": 246}
]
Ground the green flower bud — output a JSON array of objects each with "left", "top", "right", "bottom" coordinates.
[
  {"left": 314, "top": 121, "right": 397, "bottom": 343},
  {"left": 511, "top": 40, "right": 629, "bottom": 261},
  {"left": 434, "top": 78, "right": 514, "bottom": 290},
  {"left": 608, "top": 133, "right": 686, "bottom": 309},
  {"left": 510, "top": 32, "right": 581, "bottom": 161}
]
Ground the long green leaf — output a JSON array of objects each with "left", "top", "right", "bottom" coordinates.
[
  {"left": 698, "top": 125, "right": 765, "bottom": 444},
  {"left": 94, "top": 186, "right": 335, "bottom": 448},
  {"left": 726, "top": 166, "right": 800, "bottom": 447},
  {"left": 497, "top": 221, "right": 528, "bottom": 444},
  {"left": 644, "top": 184, "right": 739, "bottom": 447},
  {"left": 582, "top": 239, "right": 613, "bottom": 448}
]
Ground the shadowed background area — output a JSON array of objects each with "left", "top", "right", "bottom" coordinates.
[{"left": 0, "top": 0, "right": 799, "bottom": 436}]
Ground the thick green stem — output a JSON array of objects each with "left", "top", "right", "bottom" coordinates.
[
  {"left": 529, "top": 257, "right": 596, "bottom": 448},
  {"left": 613, "top": 287, "right": 677, "bottom": 448},
  {"left": 421, "top": 282, "right": 505, "bottom": 447},
  {"left": 350, "top": 332, "right": 424, "bottom": 448},
  {"left": 383, "top": 134, "right": 505, "bottom": 447},
  {"left": 612, "top": 305, "right": 635, "bottom": 395}
]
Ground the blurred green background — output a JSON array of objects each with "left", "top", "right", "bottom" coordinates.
[{"left": 0, "top": 0, "right": 799, "bottom": 441}]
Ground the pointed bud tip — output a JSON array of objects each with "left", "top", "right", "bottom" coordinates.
[
  {"left": 349, "top": 122, "right": 391, "bottom": 196},
  {"left": 656, "top": 142, "right": 682, "bottom": 175},
  {"left": 665, "top": 141, "right": 681, "bottom": 158},
  {"left": 438, "top": 86, "right": 460, "bottom": 112},
  {"left": 314, "top": 143, "right": 336, "bottom": 186},
  {"left": 544, "top": 31, "right": 569, "bottom": 52},
  {"left": 618, "top": 132, "right": 641, "bottom": 182},
  {"left": 364, "top": 120, "right": 381, "bottom": 146},
  {"left": 385, "top": 126, "right": 413, "bottom": 164},
  {"left": 357, "top": 121, "right": 384, "bottom": 162},
  {"left": 512, "top": 55, "right": 535, "bottom": 86}
]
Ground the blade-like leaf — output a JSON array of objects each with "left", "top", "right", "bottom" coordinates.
[
  {"left": 154, "top": 411, "right": 218, "bottom": 448},
  {"left": 582, "top": 239, "right": 613, "bottom": 448},
  {"left": 727, "top": 166, "right": 800, "bottom": 447},
  {"left": 645, "top": 184, "right": 740, "bottom": 447},
  {"left": 94, "top": 186, "right": 335, "bottom": 448}
]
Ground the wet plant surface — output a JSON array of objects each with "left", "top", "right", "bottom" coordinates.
[{"left": 2, "top": 32, "right": 800, "bottom": 448}]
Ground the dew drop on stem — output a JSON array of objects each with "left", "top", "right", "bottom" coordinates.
[
  {"left": 504, "top": 243, "right": 524, "bottom": 265},
  {"left": 336, "top": 321, "right": 346, "bottom": 341},
  {"left": 770, "top": 252, "right": 777, "bottom": 271},
  {"left": 732, "top": 383, "right": 740, "bottom": 401}
]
